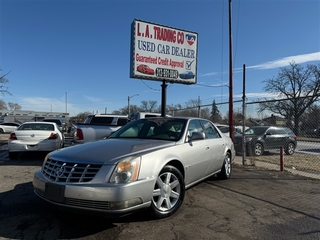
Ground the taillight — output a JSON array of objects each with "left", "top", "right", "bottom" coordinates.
[
  {"left": 76, "top": 129, "right": 84, "bottom": 140},
  {"left": 294, "top": 135, "right": 297, "bottom": 140},
  {"left": 9, "top": 133, "right": 17, "bottom": 140},
  {"left": 48, "top": 133, "right": 58, "bottom": 139}
]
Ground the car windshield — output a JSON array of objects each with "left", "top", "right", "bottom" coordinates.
[
  {"left": 109, "top": 118, "right": 187, "bottom": 141},
  {"left": 245, "top": 127, "right": 268, "bottom": 135},
  {"left": 19, "top": 123, "right": 54, "bottom": 131},
  {"left": 217, "top": 126, "right": 229, "bottom": 133}
]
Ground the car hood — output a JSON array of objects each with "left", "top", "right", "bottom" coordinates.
[{"left": 49, "top": 138, "right": 176, "bottom": 164}]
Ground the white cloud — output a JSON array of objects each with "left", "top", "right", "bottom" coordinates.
[
  {"left": 246, "top": 52, "right": 320, "bottom": 70},
  {"left": 200, "top": 72, "right": 219, "bottom": 77},
  {"left": 202, "top": 52, "right": 320, "bottom": 77},
  {"left": 234, "top": 92, "right": 279, "bottom": 99}
]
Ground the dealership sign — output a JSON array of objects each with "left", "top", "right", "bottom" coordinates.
[{"left": 130, "top": 19, "right": 198, "bottom": 84}]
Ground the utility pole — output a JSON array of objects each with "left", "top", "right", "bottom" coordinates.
[
  {"left": 128, "top": 94, "right": 139, "bottom": 114},
  {"left": 228, "top": 0, "right": 234, "bottom": 142}
]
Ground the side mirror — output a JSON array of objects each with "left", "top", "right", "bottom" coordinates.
[{"left": 188, "top": 132, "right": 205, "bottom": 141}]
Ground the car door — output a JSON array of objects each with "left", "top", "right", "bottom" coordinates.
[
  {"left": 182, "top": 120, "right": 213, "bottom": 185},
  {"left": 1, "top": 123, "right": 15, "bottom": 132},
  {"left": 201, "top": 120, "right": 226, "bottom": 172},
  {"left": 264, "top": 127, "right": 283, "bottom": 149}
]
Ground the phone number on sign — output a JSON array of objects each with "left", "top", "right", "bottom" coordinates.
[{"left": 155, "top": 68, "right": 178, "bottom": 79}]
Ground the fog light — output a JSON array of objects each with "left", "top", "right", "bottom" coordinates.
[{"left": 109, "top": 198, "right": 142, "bottom": 210}]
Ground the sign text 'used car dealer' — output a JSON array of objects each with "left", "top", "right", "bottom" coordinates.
[{"left": 130, "top": 19, "right": 198, "bottom": 84}]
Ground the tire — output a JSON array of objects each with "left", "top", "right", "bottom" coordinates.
[
  {"left": 9, "top": 152, "right": 19, "bottom": 159},
  {"left": 148, "top": 165, "right": 185, "bottom": 219},
  {"left": 285, "top": 142, "right": 295, "bottom": 155},
  {"left": 253, "top": 143, "right": 264, "bottom": 156},
  {"left": 217, "top": 152, "right": 232, "bottom": 180},
  {"left": 0, "top": 128, "right": 3, "bottom": 133}
]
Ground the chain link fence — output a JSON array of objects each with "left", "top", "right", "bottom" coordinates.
[
  {"left": 242, "top": 100, "right": 320, "bottom": 179},
  {"left": 170, "top": 98, "right": 320, "bottom": 179}
]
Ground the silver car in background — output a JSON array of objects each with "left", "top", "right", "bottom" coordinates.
[
  {"left": 0, "top": 122, "right": 20, "bottom": 133},
  {"left": 33, "top": 117, "right": 235, "bottom": 219}
]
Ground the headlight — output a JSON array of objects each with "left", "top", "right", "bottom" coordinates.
[{"left": 109, "top": 156, "right": 141, "bottom": 183}]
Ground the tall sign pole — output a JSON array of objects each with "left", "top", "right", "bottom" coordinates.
[{"left": 228, "top": 0, "right": 234, "bottom": 142}]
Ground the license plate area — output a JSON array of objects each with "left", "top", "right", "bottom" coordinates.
[
  {"left": 45, "top": 182, "right": 65, "bottom": 203},
  {"left": 27, "top": 145, "right": 38, "bottom": 150}
]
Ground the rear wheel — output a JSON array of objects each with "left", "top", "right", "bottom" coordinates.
[
  {"left": 0, "top": 128, "right": 3, "bottom": 133},
  {"left": 253, "top": 143, "right": 264, "bottom": 156},
  {"left": 9, "top": 152, "right": 19, "bottom": 159},
  {"left": 149, "top": 165, "right": 185, "bottom": 219},
  {"left": 217, "top": 152, "right": 232, "bottom": 179},
  {"left": 285, "top": 142, "right": 295, "bottom": 155}
]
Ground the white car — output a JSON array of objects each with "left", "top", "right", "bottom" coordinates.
[
  {"left": 0, "top": 122, "right": 20, "bottom": 133},
  {"left": 215, "top": 124, "right": 249, "bottom": 137},
  {"left": 8, "top": 122, "right": 64, "bottom": 159},
  {"left": 33, "top": 117, "right": 235, "bottom": 219}
]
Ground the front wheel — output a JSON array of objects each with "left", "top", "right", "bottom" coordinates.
[
  {"left": 217, "top": 152, "right": 232, "bottom": 180},
  {"left": 148, "top": 165, "right": 185, "bottom": 219}
]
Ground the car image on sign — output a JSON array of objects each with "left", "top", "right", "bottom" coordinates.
[
  {"left": 137, "top": 64, "right": 155, "bottom": 75},
  {"left": 179, "top": 71, "right": 195, "bottom": 79}
]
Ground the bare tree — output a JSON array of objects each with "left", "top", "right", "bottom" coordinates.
[
  {"left": 113, "top": 105, "right": 141, "bottom": 115},
  {"left": 0, "top": 99, "right": 7, "bottom": 110},
  {"left": 300, "top": 103, "right": 320, "bottom": 134},
  {"left": 70, "top": 111, "right": 92, "bottom": 123},
  {"left": 140, "top": 100, "right": 158, "bottom": 112},
  {"left": 0, "top": 69, "right": 10, "bottom": 96},
  {"left": 259, "top": 62, "right": 320, "bottom": 134},
  {"left": 8, "top": 102, "right": 22, "bottom": 111}
]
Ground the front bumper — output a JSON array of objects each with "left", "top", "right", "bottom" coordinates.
[{"left": 33, "top": 170, "right": 155, "bottom": 217}]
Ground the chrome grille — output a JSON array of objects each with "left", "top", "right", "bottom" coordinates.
[
  {"left": 65, "top": 198, "right": 110, "bottom": 210},
  {"left": 34, "top": 188, "right": 110, "bottom": 210},
  {"left": 42, "top": 158, "right": 102, "bottom": 183}
]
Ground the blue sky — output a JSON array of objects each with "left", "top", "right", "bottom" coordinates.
[{"left": 0, "top": 0, "right": 319, "bottom": 117}]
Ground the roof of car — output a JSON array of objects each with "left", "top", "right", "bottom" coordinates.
[
  {"left": 140, "top": 116, "right": 210, "bottom": 121},
  {"left": 250, "top": 126, "right": 290, "bottom": 129},
  {"left": 23, "top": 121, "right": 56, "bottom": 125}
]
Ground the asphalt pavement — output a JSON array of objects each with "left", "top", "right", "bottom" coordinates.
[{"left": 0, "top": 133, "right": 320, "bottom": 239}]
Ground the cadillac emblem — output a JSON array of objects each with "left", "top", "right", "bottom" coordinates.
[{"left": 55, "top": 165, "right": 66, "bottom": 177}]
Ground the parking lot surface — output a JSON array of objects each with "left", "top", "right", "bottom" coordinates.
[{"left": 0, "top": 148, "right": 319, "bottom": 240}]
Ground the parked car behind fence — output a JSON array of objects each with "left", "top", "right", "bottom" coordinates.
[{"left": 234, "top": 126, "right": 297, "bottom": 156}]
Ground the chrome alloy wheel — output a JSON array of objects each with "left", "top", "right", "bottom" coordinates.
[
  {"left": 149, "top": 165, "right": 184, "bottom": 218},
  {"left": 152, "top": 171, "right": 181, "bottom": 212}
]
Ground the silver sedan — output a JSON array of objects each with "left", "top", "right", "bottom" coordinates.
[{"left": 33, "top": 117, "right": 235, "bottom": 219}]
